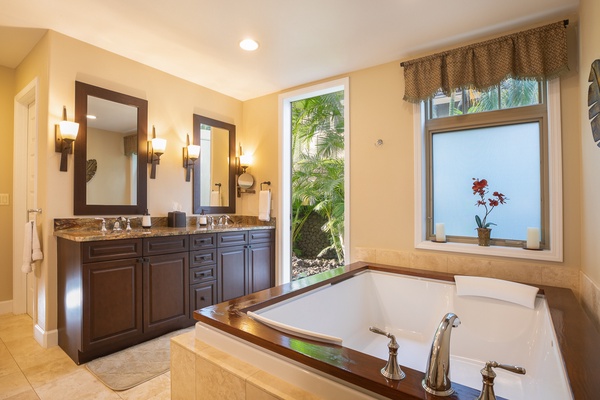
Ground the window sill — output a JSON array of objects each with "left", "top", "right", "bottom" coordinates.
[{"left": 415, "top": 240, "right": 562, "bottom": 262}]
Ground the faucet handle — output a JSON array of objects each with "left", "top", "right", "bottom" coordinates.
[
  {"left": 95, "top": 218, "right": 107, "bottom": 232},
  {"left": 369, "top": 326, "right": 405, "bottom": 380},
  {"left": 476, "top": 361, "right": 526, "bottom": 400}
]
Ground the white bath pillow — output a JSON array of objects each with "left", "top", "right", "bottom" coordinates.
[{"left": 454, "top": 275, "right": 539, "bottom": 309}]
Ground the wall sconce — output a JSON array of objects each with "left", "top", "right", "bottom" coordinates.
[
  {"left": 182, "top": 133, "right": 200, "bottom": 182},
  {"left": 147, "top": 125, "right": 167, "bottom": 179},
  {"left": 237, "top": 144, "right": 253, "bottom": 174},
  {"left": 54, "top": 106, "right": 79, "bottom": 171},
  {"left": 237, "top": 144, "right": 255, "bottom": 197}
]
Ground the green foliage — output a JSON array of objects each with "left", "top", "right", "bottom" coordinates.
[{"left": 291, "top": 91, "right": 345, "bottom": 263}]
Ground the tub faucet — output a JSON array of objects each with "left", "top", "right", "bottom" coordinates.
[
  {"left": 476, "top": 361, "right": 526, "bottom": 400},
  {"left": 422, "top": 312, "right": 461, "bottom": 397}
]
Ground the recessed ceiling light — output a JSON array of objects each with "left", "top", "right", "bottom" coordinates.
[
  {"left": 86, "top": 115, "right": 97, "bottom": 119},
  {"left": 239, "top": 38, "right": 259, "bottom": 51}
]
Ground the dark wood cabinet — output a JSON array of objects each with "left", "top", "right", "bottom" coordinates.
[
  {"left": 82, "top": 257, "right": 142, "bottom": 353},
  {"left": 189, "top": 233, "right": 218, "bottom": 318},
  {"left": 57, "top": 228, "right": 274, "bottom": 364},
  {"left": 217, "top": 229, "right": 274, "bottom": 302},
  {"left": 58, "top": 235, "right": 191, "bottom": 364}
]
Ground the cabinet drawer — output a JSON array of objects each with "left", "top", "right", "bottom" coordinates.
[
  {"left": 190, "top": 249, "right": 216, "bottom": 267},
  {"left": 249, "top": 229, "right": 274, "bottom": 244},
  {"left": 143, "top": 236, "right": 189, "bottom": 256},
  {"left": 190, "top": 265, "right": 216, "bottom": 284},
  {"left": 217, "top": 231, "right": 248, "bottom": 247},
  {"left": 190, "top": 282, "right": 217, "bottom": 314},
  {"left": 82, "top": 239, "right": 143, "bottom": 263},
  {"left": 190, "top": 233, "right": 216, "bottom": 250}
]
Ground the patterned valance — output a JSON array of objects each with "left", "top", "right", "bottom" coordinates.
[{"left": 402, "top": 21, "right": 569, "bottom": 103}]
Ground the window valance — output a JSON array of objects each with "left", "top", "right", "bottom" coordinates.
[{"left": 402, "top": 21, "right": 569, "bottom": 103}]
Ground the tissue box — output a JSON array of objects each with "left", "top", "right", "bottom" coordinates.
[{"left": 168, "top": 211, "right": 187, "bottom": 227}]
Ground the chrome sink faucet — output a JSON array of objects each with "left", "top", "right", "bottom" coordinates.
[
  {"left": 422, "top": 312, "right": 461, "bottom": 396},
  {"left": 113, "top": 217, "right": 123, "bottom": 232},
  {"left": 218, "top": 215, "right": 234, "bottom": 226}
]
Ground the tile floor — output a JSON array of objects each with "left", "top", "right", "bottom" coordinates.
[{"left": 0, "top": 313, "right": 171, "bottom": 400}]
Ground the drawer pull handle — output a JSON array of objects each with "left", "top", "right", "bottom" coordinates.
[
  {"left": 200, "top": 296, "right": 205, "bottom": 301},
  {"left": 195, "top": 272, "right": 206, "bottom": 278}
]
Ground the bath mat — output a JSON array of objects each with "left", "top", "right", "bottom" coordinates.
[{"left": 86, "top": 326, "right": 194, "bottom": 391}]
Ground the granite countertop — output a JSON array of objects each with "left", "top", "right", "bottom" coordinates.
[{"left": 53, "top": 216, "right": 275, "bottom": 242}]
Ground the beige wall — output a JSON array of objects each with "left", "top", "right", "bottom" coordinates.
[
  {"left": 5, "top": 30, "right": 244, "bottom": 339},
  {"left": 243, "top": 19, "right": 583, "bottom": 295},
  {"left": 4, "top": 12, "right": 598, "bottom": 338},
  {"left": 579, "top": 0, "right": 600, "bottom": 329},
  {"left": 0, "top": 66, "right": 15, "bottom": 304}
]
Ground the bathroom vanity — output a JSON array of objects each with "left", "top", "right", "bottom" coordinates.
[{"left": 55, "top": 221, "right": 274, "bottom": 364}]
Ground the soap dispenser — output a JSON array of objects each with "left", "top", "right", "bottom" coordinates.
[
  {"left": 198, "top": 209, "right": 207, "bottom": 226},
  {"left": 142, "top": 209, "right": 152, "bottom": 229}
]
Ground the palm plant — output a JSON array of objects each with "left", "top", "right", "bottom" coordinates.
[{"left": 291, "top": 91, "right": 345, "bottom": 263}]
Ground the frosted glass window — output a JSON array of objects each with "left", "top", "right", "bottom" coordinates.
[{"left": 432, "top": 122, "right": 541, "bottom": 240}]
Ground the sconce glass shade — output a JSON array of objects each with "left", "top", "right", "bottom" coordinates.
[
  {"left": 59, "top": 120, "right": 79, "bottom": 141},
  {"left": 151, "top": 137, "right": 167, "bottom": 154},
  {"left": 187, "top": 144, "right": 201, "bottom": 160},
  {"left": 239, "top": 153, "right": 253, "bottom": 168}
]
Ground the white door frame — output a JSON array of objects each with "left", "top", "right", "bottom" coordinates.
[
  {"left": 277, "top": 77, "right": 350, "bottom": 285},
  {"left": 13, "top": 78, "right": 38, "bottom": 315}
]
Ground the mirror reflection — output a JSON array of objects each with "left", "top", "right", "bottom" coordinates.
[
  {"left": 86, "top": 96, "right": 138, "bottom": 205},
  {"left": 193, "top": 114, "right": 236, "bottom": 215},
  {"left": 74, "top": 81, "right": 148, "bottom": 215}
]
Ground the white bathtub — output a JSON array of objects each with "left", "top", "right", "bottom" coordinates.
[{"left": 195, "top": 270, "right": 573, "bottom": 399}]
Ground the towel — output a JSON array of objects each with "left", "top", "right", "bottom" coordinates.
[
  {"left": 258, "top": 190, "right": 271, "bottom": 222},
  {"left": 210, "top": 191, "right": 221, "bottom": 206},
  {"left": 22, "top": 221, "right": 43, "bottom": 273},
  {"left": 454, "top": 275, "right": 539, "bottom": 309}
]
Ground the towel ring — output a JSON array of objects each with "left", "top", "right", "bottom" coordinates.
[{"left": 260, "top": 181, "right": 271, "bottom": 191}]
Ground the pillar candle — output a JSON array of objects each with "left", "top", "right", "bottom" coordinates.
[
  {"left": 526, "top": 227, "right": 540, "bottom": 249},
  {"left": 435, "top": 223, "right": 446, "bottom": 242}
]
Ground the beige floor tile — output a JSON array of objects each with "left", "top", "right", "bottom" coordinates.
[
  {"left": 116, "top": 371, "right": 170, "bottom": 400},
  {"left": 21, "top": 353, "right": 80, "bottom": 388},
  {"left": 0, "top": 316, "right": 34, "bottom": 343},
  {"left": 9, "top": 342, "right": 68, "bottom": 372},
  {"left": 0, "top": 341, "right": 21, "bottom": 379},
  {"left": 0, "top": 370, "right": 34, "bottom": 400},
  {"left": 35, "top": 368, "right": 121, "bottom": 400},
  {"left": 4, "top": 389, "right": 40, "bottom": 400}
]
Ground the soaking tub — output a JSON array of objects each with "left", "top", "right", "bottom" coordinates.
[{"left": 194, "top": 263, "right": 600, "bottom": 399}]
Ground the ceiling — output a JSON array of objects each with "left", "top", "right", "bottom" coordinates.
[{"left": 0, "top": 0, "right": 578, "bottom": 101}]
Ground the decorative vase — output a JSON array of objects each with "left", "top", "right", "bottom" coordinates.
[{"left": 477, "top": 228, "right": 491, "bottom": 246}]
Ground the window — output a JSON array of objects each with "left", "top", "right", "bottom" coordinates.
[{"left": 415, "top": 79, "right": 563, "bottom": 261}]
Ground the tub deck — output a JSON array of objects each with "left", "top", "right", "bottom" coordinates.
[{"left": 194, "top": 262, "right": 600, "bottom": 399}]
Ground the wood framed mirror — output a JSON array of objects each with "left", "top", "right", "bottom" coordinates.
[
  {"left": 192, "top": 114, "right": 236, "bottom": 215},
  {"left": 74, "top": 81, "right": 148, "bottom": 215}
]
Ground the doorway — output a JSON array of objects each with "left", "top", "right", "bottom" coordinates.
[
  {"left": 13, "top": 78, "right": 38, "bottom": 318},
  {"left": 278, "top": 78, "right": 350, "bottom": 285}
]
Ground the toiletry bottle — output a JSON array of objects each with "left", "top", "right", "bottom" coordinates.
[
  {"left": 142, "top": 209, "right": 152, "bottom": 228},
  {"left": 198, "top": 209, "right": 207, "bottom": 226}
]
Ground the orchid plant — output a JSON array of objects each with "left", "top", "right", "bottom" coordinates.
[{"left": 472, "top": 178, "right": 508, "bottom": 229}]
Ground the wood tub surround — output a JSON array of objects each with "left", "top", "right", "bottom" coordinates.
[
  {"left": 194, "top": 262, "right": 600, "bottom": 400},
  {"left": 55, "top": 222, "right": 275, "bottom": 364}
]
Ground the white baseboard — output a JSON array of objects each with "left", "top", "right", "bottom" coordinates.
[
  {"left": 34, "top": 324, "right": 58, "bottom": 348},
  {"left": 0, "top": 300, "right": 13, "bottom": 315}
]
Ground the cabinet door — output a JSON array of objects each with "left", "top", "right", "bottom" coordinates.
[
  {"left": 217, "top": 245, "right": 248, "bottom": 302},
  {"left": 143, "top": 252, "right": 189, "bottom": 333},
  {"left": 82, "top": 258, "right": 142, "bottom": 352},
  {"left": 248, "top": 242, "right": 274, "bottom": 293}
]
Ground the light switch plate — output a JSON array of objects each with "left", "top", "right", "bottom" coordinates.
[{"left": 0, "top": 193, "right": 9, "bottom": 205}]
